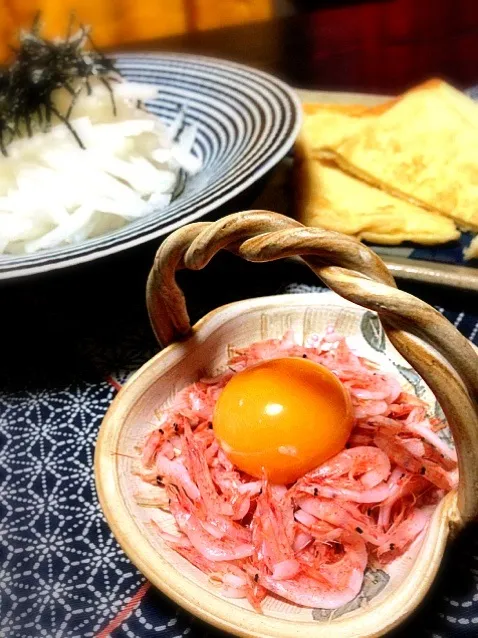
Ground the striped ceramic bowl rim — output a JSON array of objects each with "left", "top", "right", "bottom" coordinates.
[{"left": 0, "top": 53, "right": 301, "bottom": 280}]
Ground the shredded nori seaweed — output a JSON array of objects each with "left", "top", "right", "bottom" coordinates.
[{"left": 0, "top": 15, "right": 121, "bottom": 155}]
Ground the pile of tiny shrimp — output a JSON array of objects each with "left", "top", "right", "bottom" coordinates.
[{"left": 136, "top": 329, "right": 457, "bottom": 611}]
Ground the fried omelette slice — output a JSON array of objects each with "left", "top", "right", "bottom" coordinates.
[
  {"left": 297, "top": 101, "right": 393, "bottom": 159},
  {"left": 296, "top": 98, "right": 459, "bottom": 244},
  {"left": 295, "top": 155, "right": 459, "bottom": 245},
  {"left": 322, "top": 80, "right": 478, "bottom": 231}
]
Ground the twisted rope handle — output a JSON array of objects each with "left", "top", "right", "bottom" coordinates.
[{"left": 146, "top": 210, "right": 478, "bottom": 525}]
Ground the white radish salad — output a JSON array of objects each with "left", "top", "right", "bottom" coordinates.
[{"left": 0, "top": 81, "right": 200, "bottom": 254}]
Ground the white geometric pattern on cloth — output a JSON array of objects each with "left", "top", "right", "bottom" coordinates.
[
  {"left": 115, "top": 604, "right": 194, "bottom": 638},
  {"left": 0, "top": 382, "right": 144, "bottom": 638}
]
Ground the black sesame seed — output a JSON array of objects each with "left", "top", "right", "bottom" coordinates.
[
  {"left": 420, "top": 467, "right": 426, "bottom": 475},
  {"left": 158, "top": 428, "right": 164, "bottom": 435},
  {"left": 254, "top": 573, "right": 259, "bottom": 582},
  {"left": 313, "top": 488, "right": 318, "bottom": 497},
  {"left": 355, "top": 527, "right": 363, "bottom": 534},
  {"left": 302, "top": 354, "right": 307, "bottom": 359},
  {"left": 389, "top": 543, "right": 395, "bottom": 551}
]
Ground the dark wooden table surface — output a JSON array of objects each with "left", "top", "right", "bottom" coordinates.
[{"left": 121, "top": 0, "right": 478, "bottom": 94}]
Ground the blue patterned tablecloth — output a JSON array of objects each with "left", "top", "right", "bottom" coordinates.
[{"left": 1, "top": 251, "right": 478, "bottom": 638}]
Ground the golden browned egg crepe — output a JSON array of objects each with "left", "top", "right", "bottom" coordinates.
[
  {"left": 295, "top": 93, "right": 460, "bottom": 246},
  {"left": 295, "top": 157, "right": 459, "bottom": 245},
  {"left": 298, "top": 103, "right": 378, "bottom": 155},
  {"left": 322, "top": 80, "right": 478, "bottom": 232}
]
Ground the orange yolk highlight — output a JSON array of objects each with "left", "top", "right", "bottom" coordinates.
[{"left": 212, "top": 357, "right": 354, "bottom": 485}]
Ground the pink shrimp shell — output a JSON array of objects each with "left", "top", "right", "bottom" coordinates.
[{"left": 139, "top": 328, "right": 456, "bottom": 611}]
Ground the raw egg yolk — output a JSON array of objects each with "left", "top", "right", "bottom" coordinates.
[{"left": 212, "top": 357, "right": 353, "bottom": 485}]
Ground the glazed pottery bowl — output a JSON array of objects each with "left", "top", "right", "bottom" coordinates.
[{"left": 95, "top": 211, "right": 478, "bottom": 638}]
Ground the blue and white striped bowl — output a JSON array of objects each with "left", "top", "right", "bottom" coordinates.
[{"left": 1, "top": 53, "right": 301, "bottom": 280}]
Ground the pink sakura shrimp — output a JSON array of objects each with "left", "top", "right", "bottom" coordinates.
[
  {"left": 292, "top": 446, "right": 392, "bottom": 503},
  {"left": 137, "top": 329, "right": 457, "bottom": 611},
  {"left": 251, "top": 483, "right": 368, "bottom": 609}
]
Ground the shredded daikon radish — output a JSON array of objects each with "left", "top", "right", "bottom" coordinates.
[{"left": 0, "top": 81, "right": 201, "bottom": 255}]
